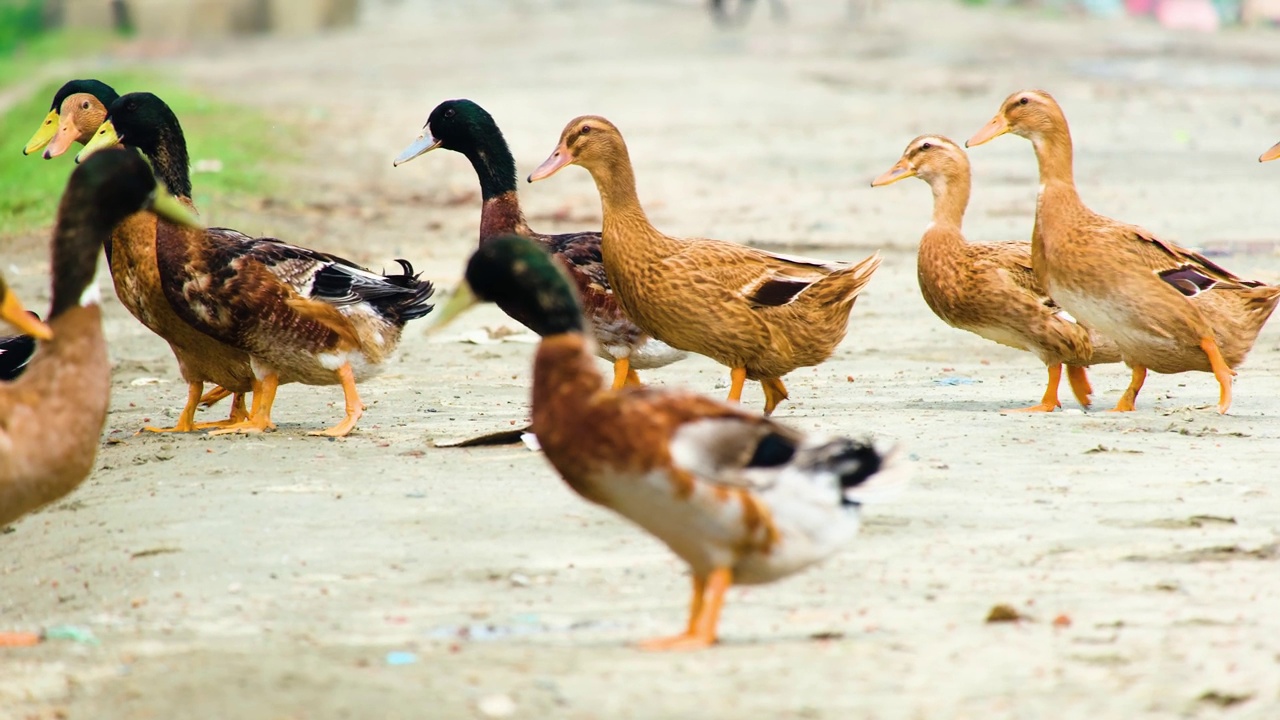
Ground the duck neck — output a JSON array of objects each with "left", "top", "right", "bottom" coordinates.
[
  {"left": 531, "top": 334, "right": 604, "bottom": 423},
  {"left": 1029, "top": 127, "right": 1079, "bottom": 200},
  {"left": 48, "top": 203, "right": 105, "bottom": 320},
  {"left": 461, "top": 134, "right": 532, "bottom": 242},
  {"left": 586, "top": 154, "right": 675, "bottom": 256},
  {"left": 926, "top": 171, "right": 969, "bottom": 229},
  {"left": 136, "top": 125, "right": 192, "bottom": 200}
]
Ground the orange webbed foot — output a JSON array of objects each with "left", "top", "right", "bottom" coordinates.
[
  {"left": 307, "top": 362, "right": 362, "bottom": 437},
  {"left": 198, "top": 385, "right": 233, "bottom": 408},
  {"left": 1002, "top": 365, "right": 1062, "bottom": 413},
  {"left": 1002, "top": 401, "right": 1061, "bottom": 413},
  {"left": 637, "top": 632, "right": 717, "bottom": 652},
  {"left": 1065, "top": 365, "right": 1093, "bottom": 409},
  {"left": 1106, "top": 365, "right": 1147, "bottom": 413}
]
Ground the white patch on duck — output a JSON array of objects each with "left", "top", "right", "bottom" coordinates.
[{"left": 79, "top": 282, "right": 101, "bottom": 307}]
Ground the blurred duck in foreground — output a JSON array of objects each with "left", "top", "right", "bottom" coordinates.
[
  {"left": 1, "top": 149, "right": 200, "bottom": 527},
  {"left": 394, "top": 99, "right": 685, "bottom": 389},
  {"left": 871, "top": 134, "right": 1120, "bottom": 411},
  {"left": 967, "top": 90, "right": 1280, "bottom": 414},
  {"left": 434, "top": 235, "right": 906, "bottom": 650},
  {"left": 23, "top": 79, "right": 120, "bottom": 159},
  {"left": 529, "top": 116, "right": 881, "bottom": 416},
  {"left": 79, "top": 93, "right": 435, "bottom": 436}
]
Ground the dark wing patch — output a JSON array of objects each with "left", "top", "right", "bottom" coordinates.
[
  {"left": 747, "top": 432, "right": 798, "bottom": 468},
  {"left": 747, "top": 277, "right": 813, "bottom": 307},
  {"left": 1158, "top": 265, "right": 1220, "bottom": 297},
  {"left": 0, "top": 332, "right": 36, "bottom": 381}
]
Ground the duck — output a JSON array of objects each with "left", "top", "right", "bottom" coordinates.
[
  {"left": 967, "top": 90, "right": 1280, "bottom": 414},
  {"left": 870, "top": 134, "right": 1120, "bottom": 411},
  {"left": 434, "top": 234, "right": 906, "bottom": 649},
  {"left": 1261, "top": 141, "right": 1280, "bottom": 163},
  {"left": 79, "top": 93, "right": 436, "bottom": 436},
  {"left": 2, "top": 148, "right": 203, "bottom": 527},
  {"left": 393, "top": 99, "right": 686, "bottom": 389},
  {"left": 23, "top": 79, "right": 120, "bottom": 159},
  {"left": 32, "top": 87, "right": 252, "bottom": 430},
  {"left": 527, "top": 116, "right": 881, "bottom": 415}
]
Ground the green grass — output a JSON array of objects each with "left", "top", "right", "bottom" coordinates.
[
  {"left": 0, "top": 28, "right": 119, "bottom": 90},
  {"left": 0, "top": 73, "right": 295, "bottom": 236}
]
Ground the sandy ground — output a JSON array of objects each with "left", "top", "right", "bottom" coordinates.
[{"left": 4, "top": 0, "right": 1280, "bottom": 717}]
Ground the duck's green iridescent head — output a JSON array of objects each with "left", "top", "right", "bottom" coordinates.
[{"left": 432, "top": 235, "right": 584, "bottom": 337}]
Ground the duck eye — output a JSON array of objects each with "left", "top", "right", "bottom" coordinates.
[
  {"left": 580, "top": 125, "right": 591, "bottom": 135},
  {"left": 1018, "top": 97, "right": 1029, "bottom": 106},
  {"left": 920, "top": 142, "right": 932, "bottom": 150},
  {"left": 443, "top": 108, "right": 455, "bottom": 119},
  {"left": 82, "top": 101, "right": 90, "bottom": 109}
]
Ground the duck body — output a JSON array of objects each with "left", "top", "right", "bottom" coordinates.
[
  {"left": 2, "top": 149, "right": 199, "bottom": 526},
  {"left": 440, "top": 235, "right": 904, "bottom": 648},
  {"left": 394, "top": 99, "right": 685, "bottom": 388},
  {"left": 968, "top": 90, "right": 1280, "bottom": 413},
  {"left": 157, "top": 225, "right": 433, "bottom": 388},
  {"left": 529, "top": 116, "right": 880, "bottom": 414},
  {"left": 872, "top": 135, "right": 1119, "bottom": 410}
]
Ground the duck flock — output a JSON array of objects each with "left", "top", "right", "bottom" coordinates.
[{"left": 2, "top": 78, "right": 1278, "bottom": 649}]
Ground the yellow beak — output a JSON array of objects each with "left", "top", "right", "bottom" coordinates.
[
  {"left": 1, "top": 288, "right": 53, "bottom": 341},
  {"left": 966, "top": 114, "right": 1011, "bottom": 148},
  {"left": 149, "top": 185, "right": 204, "bottom": 229},
  {"left": 75, "top": 119, "right": 121, "bottom": 163},
  {"left": 1260, "top": 141, "right": 1280, "bottom": 163},
  {"left": 871, "top": 158, "right": 916, "bottom": 187},
  {"left": 427, "top": 281, "right": 479, "bottom": 334},
  {"left": 24, "top": 110, "right": 59, "bottom": 156}
]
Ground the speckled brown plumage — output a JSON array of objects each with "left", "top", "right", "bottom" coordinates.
[
  {"left": 529, "top": 115, "right": 881, "bottom": 414},
  {"left": 969, "top": 90, "right": 1280, "bottom": 413},
  {"left": 872, "top": 135, "right": 1120, "bottom": 410}
]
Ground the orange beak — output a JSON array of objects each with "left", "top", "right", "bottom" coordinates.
[
  {"left": 966, "top": 113, "right": 1011, "bottom": 148},
  {"left": 1, "top": 289, "right": 52, "bottom": 341},
  {"left": 528, "top": 143, "right": 573, "bottom": 182},
  {"left": 870, "top": 158, "right": 916, "bottom": 187},
  {"left": 1260, "top": 141, "right": 1280, "bottom": 163},
  {"left": 43, "top": 116, "right": 82, "bottom": 159}
]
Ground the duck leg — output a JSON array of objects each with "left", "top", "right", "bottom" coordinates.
[
  {"left": 309, "top": 363, "right": 363, "bottom": 437},
  {"left": 198, "top": 385, "right": 232, "bottom": 407},
  {"left": 1108, "top": 365, "right": 1147, "bottom": 412},
  {"left": 1004, "top": 364, "right": 1063, "bottom": 413},
  {"left": 1065, "top": 365, "right": 1093, "bottom": 409},
  {"left": 192, "top": 392, "right": 252, "bottom": 429},
  {"left": 625, "top": 368, "right": 642, "bottom": 387},
  {"left": 761, "top": 378, "right": 789, "bottom": 416},
  {"left": 210, "top": 374, "right": 279, "bottom": 434},
  {"left": 610, "top": 357, "right": 632, "bottom": 391},
  {"left": 638, "top": 567, "right": 731, "bottom": 651},
  {"left": 726, "top": 367, "right": 748, "bottom": 403},
  {"left": 1200, "top": 336, "right": 1236, "bottom": 415},
  {"left": 142, "top": 382, "right": 205, "bottom": 433}
]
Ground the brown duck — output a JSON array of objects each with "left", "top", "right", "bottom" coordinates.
[
  {"left": 871, "top": 134, "right": 1120, "bottom": 411},
  {"left": 52, "top": 89, "right": 255, "bottom": 430},
  {"left": 2, "top": 148, "right": 201, "bottom": 526},
  {"left": 528, "top": 116, "right": 881, "bottom": 415},
  {"left": 393, "top": 99, "right": 686, "bottom": 389},
  {"left": 967, "top": 90, "right": 1280, "bottom": 414}
]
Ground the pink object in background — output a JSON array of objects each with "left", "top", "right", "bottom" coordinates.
[
  {"left": 1125, "top": 0, "right": 1157, "bottom": 14},
  {"left": 1156, "top": 0, "right": 1222, "bottom": 29}
]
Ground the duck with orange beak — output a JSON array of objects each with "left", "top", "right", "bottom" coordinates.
[
  {"left": 966, "top": 90, "right": 1280, "bottom": 414},
  {"left": 1261, "top": 141, "right": 1280, "bottom": 163},
  {"left": 871, "top": 134, "right": 1119, "bottom": 412}
]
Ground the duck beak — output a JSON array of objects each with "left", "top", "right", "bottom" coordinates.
[
  {"left": 966, "top": 114, "right": 1010, "bottom": 148},
  {"left": 43, "top": 114, "right": 83, "bottom": 159},
  {"left": 393, "top": 129, "right": 442, "bottom": 167},
  {"left": 75, "top": 119, "right": 121, "bottom": 163},
  {"left": 148, "top": 185, "right": 204, "bottom": 229},
  {"left": 1261, "top": 141, "right": 1280, "bottom": 163},
  {"left": 23, "top": 110, "right": 59, "bottom": 156},
  {"left": 1, "top": 290, "right": 53, "bottom": 341},
  {"left": 427, "top": 282, "right": 479, "bottom": 334},
  {"left": 528, "top": 143, "right": 573, "bottom": 182},
  {"left": 871, "top": 158, "right": 916, "bottom": 187}
]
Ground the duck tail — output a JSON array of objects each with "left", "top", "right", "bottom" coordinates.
[
  {"left": 381, "top": 258, "right": 437, "bottom": 324},
  {"left": 812, "top": 252, "right": 882, "bottom": 308}
]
